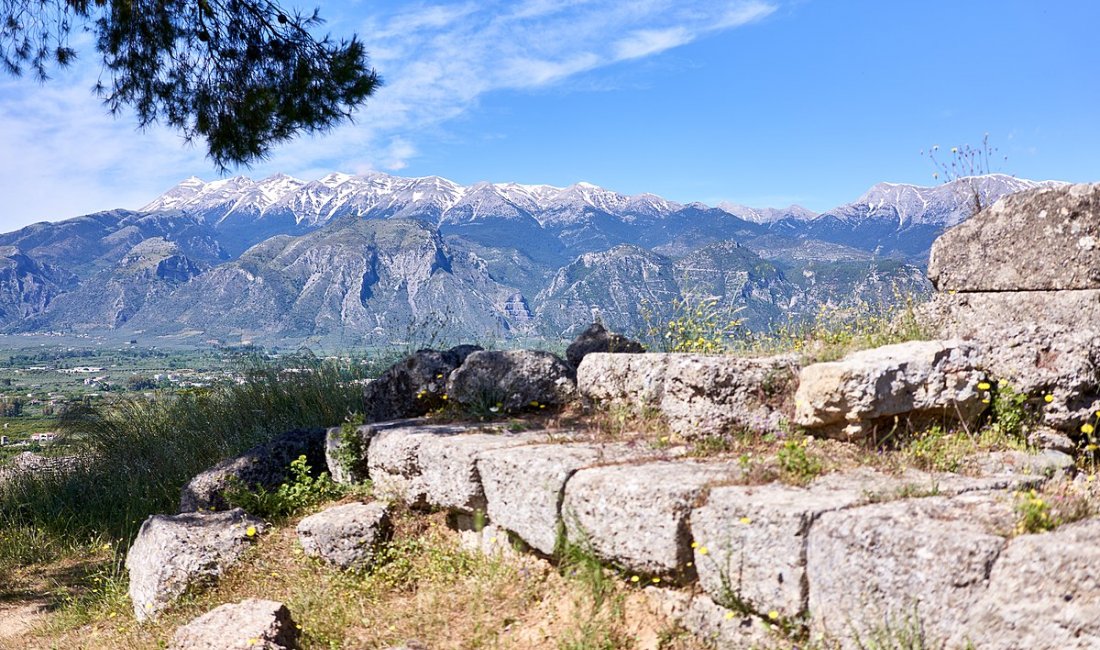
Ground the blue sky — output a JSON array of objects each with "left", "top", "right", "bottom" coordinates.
[{"left": 1, "top": 0, "right": 1098, "bottom": 229}]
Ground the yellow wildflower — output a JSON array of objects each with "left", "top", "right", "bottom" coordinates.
[
  {"left": 739, "top": 517, "right": 752, "bottom": 525},
  {"left": 1083, "top": 423, "right": 1096, "bottom": 435},
  {"left": 245, "top": 525, "right": 257, "bottom": 537},
  {"left": 977, "top": 382, "right": 991, "bottom": 391},
  {"left": 1044, "top": 394, "right": 1054, "bottom": 403},
  {"left": 768, "top": 610, "right": 780, "bottom": 620}
]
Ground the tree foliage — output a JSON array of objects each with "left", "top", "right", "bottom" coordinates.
[{"left": 0, "top": 0, "right": 380, "bottom": 168}]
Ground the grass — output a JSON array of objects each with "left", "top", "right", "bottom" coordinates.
[
  {"left": 728, "top": 292, "right": 931, "bottom": 362},
  {"left": 0, "top": 356, "right": 368, "bottom": 587},
  {"left": 10, "top": 506, "right": 708, "bottom": 650}
]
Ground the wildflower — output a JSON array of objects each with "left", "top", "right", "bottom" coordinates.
[
  {"left": 530, "top": 400, "right": 540, "bottom": 407},
  {"left": 690, "top": 541, "right": 699, "bottom": 549},
  {"left": 768, "top": 610, "right": 780, "bottom": 620},
  {"left": 652, "top": 577, "right": 661, "bottom": 584},
  {"left": 739, "top": 517, "right": 752, "bottom": 525},
  {"left": 630, "top": 575, "right": 640, "bottom": 583},
  {"left": 245, "top": 525, "right": 257, "bottom": 537},
  {"left": 441, "top": 394, "right": 448, "bottom": 401},
  {"left": 724, "top": 611, "right": 736, "bottom": 620},
  {"left": 698, "top": 546, "right": 709, "bottom": 555},
  {"left": 1044, "top": 394, "right": 1055, "bottom": 403},
  {"left": 1084, "top": 423, "right": 1096, "bottom": 435},
  {"left": 977, "top": 382, "right": 991, "bottom": 391}
]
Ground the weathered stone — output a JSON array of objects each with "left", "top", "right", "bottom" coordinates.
[
  {"left": 565, "top": 322, "right": 645, "bottom": 368},
  {"left": 170, "top": 599, "right": 299, "bottom": 650},
  {"left": 678, "top": 594, "right": 781, "bottom": 650},
  {"left": 961, "top": 449, "right": 1075, "bottom": 479},
  {"left": 793, "top": 340, "right": 986, "bottom": 442},
  {"left": 365, "top": 421, "right": 472, "bottom": 507},
  {"left": 296, "top": 501, "right": 391, "bottom": 570},
  {"left": 362, "top": 345, "right": 482, "bottom": 422},
  {"left": 691, "top": 483, "right": 863, "bottom": 618},
  {"left": 577, "top": 352, "right": 799, "bottom": 439},
  {"left": 447, "top": 349, "right": 576, "bottom": 412},
  {"left": 960, "top": 518, "right": 1100, "bottom": 649},
  {"left": 806, "top": 491, "right": 1014, "bottom": 647},
  {"left": 928, "top": 182, "right": 1100, "bottom": 292},
  {"left": 179, "top": 428, "right": 325, "bottom": 513},
  {"left": 476, "top": 442, "right": 642, "bottom": 555},
  {"left": 1028, "top": 427, "right": 1076, "bottom": 454},
  {"left": 809, "top": 465, "right": 1045, "bottom": 501},
  {"left": 325, "top": 423, "right": 374, "bottom": 485},
  {"left": 455, "top": 522, "right": 522, "bottom": 559},
  {"left": 416, "top": 431, "right": 543, "bottom": 511},
  {"left": 576, "top": 351, "right": 671, "bottom": 405},
  {"left": 127, "top": 509, "right": 264, "bottom": 620},
  {"left": 923, "top": 290, "right": 1100, "bottom": 432},
  {"left": 562, "top": 460, "right": 744, "bottom": 576},
  {"left": 365, "top": 421, "right": 538, "bottom": 510}
]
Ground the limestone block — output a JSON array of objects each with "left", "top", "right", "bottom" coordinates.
[
  {"left": 929, "top": 182, "right": 1100, "bottom": 292},
  {"left": 960, "top": 517, "right": 1100, "bottom": 649},
  {"left": 476, "top": 442, "right": 640, "bottom": 555},
  {"left": 806, "top": 491, "right": 1014, "bottom": 647},
  {"left": 296, "top": 501, "right": 391, "bottom": 570},
  {"left": 793, "top": 340, "right": 986, "bottom": 441},
  {"left": 170, "top": 599, "right": 299, "bottom": 650},
  {"left": 562, "top": 460, "right": 744, "bottom": 576},
  {"left": 127, "top": 509, "right": 265, "bottom": 621}
]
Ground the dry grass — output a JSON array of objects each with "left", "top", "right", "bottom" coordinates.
[{"left": 11, "top": 506, "right": 707, "bottom": 650}]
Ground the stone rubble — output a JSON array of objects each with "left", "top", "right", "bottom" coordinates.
[
  {"left": 169, "top": 599, "right": 300, "bottom": 650},
  {"left": 127, "top": 508, "right": 265, "bottom": 621},
  {"left": 297, "top": 501, "right": 392, "bottom": 570}
]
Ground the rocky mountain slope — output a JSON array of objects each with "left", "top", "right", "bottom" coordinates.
[{"left": 0, "top": 174, "right": 1058, "bottom": 345}]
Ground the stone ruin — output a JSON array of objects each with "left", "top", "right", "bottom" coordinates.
[{"left": 127, "top": 182, "right": 1100, "bottom": 649}]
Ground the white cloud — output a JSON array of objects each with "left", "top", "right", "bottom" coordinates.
[
  {"left": 0, "top": 1, "right": 777, "bottom": 229},
  {"left": 613, "top": 27, "right": 694, "bottom": 61}
]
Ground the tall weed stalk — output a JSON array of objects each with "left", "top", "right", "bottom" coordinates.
[{"left": 0, "top": 357, "right": 367, "bottom": 568}]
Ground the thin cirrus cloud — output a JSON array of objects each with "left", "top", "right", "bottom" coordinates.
[{"left": 0, "top": 0, "right": 775, "bottom": 229}]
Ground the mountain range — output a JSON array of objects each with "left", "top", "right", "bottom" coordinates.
[{"left": 0, "top": 173, "right": 1059, "bottom": 347}]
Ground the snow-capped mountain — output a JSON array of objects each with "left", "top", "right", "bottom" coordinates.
[
  {"left": 142, "top": 172, "right": 685, "bottom": 230},
  {"left": 0, "top": 172, "right": 1062, "bottom": 344},
  {"left": 717, "top": 202, "right": 818, "bottom": 224}
]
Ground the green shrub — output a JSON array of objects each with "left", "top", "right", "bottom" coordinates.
[
  {"left": 1014, "top": 489, "right": 1056, "bottom": 534},
  {"left": 226, "top": 455, "right": 343, "bottom": 520},
  {"left": 776, "top": 436, "right": 823, "bottom": 485}
]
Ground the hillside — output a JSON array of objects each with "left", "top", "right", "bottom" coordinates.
[{"left": 0, "top": 174, "right": 1057, "bottom": 346}]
